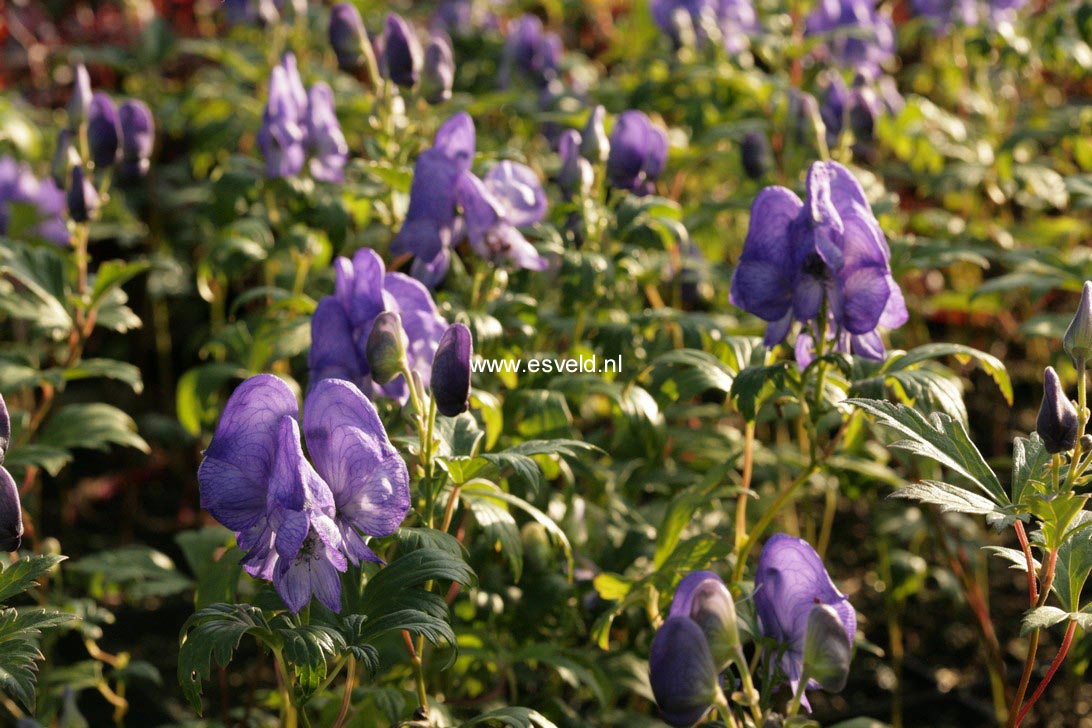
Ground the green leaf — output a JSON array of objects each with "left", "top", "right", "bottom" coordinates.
[
  {"left": 1051, "top": 511, "right": 1092, "bottom": 612},
  {"left": 731, "top": 363, "right": 790, "bottom": 421},
  {"left": 982, "top": 546, "right": 1041, "bottom": 573},
  {"left": 175, "top": 527, "right": 243, "bottom": 608},
  {"left": 0, "top": 607, "right": 78, "bottom": 711},
  {"left": 459, "top": 707, "right": 560, "bottom": 728},
  {"left": 644, "top": 348, "right": 736, "bottom": 401},
  {"left": 0, "top": 243, "right": 70, "bottom": 333},
  {"left": 890, "top": 480, "right": 1003, "bottom": 516},
  {"left": 1021, "top": 606, "right": 1070, "bottom": 635},
  {"left": 462, "top": 493, "right": 524, "bottom": 581},
  {"left": 461, "top": 481, "right": 574, "bottom": 578},
  {"left": 68, "top": 546, "right": 192, "bottom": 601},
  {"left": 59, "top": 359, "right": 144, "bottom": 393},
  {"left": 177, "top": 603, "right": 278, "bottom": 713},
  {"left": 1012, "top": 434, "right": 1050, "bottom": 506},
  {"left": 881, "top": 344, "right": 1013, "bottom": 404},
  {"left": 357, "top": 548, "right": 475, "bottom": 618},
  {"left": 175, "top": 363, "right": 248, "bottom": 437},
  {"left": 0, "top": 555, "right": 65, "bottom": 603},
  {"left": 38, "top": 403, "right": 149, "bottom": 457},
  {"left": 277, "top": 623, "right": 345, "bottom": 701},
  {"left": 89, "top": 260, "right": 153, "bottom": 315},
  {"left": 848, "top": 399, "right": 1008, "bottom": 505}
]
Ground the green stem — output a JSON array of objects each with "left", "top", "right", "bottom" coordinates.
[
  {"left": 713, "top": 685, "right": 740, "bottom": 728},
  {"left": 786, "top": 666, "right": 811, "bottom": 716},
  {"left": 732, "top": 464, "right": 819, "bottom": 582},
  {"left": 734, "top": 646, "right": 764, "bottom": 724}
]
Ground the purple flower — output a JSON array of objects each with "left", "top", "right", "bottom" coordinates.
[
  {"left": 821, "top": 72, "right": 903, "bottom": 147},
  {"left": 606, "top": 110, "right": 668, "bottom": 195},
  {"left": 384, "top": 13, "right": 423, "bottom": 88},
  {"left": 0, "top": 393, "right": 22, "bottom": 553},
  {"left": 305, "top": 83, "right": 349, "bottom": 183},
  {"left": 740, "top": 130, "right": 771, "bottom": 180},
  {"left": 1037, "top": 367, "right": 1079, "bottom": 454},
  {"left": 432, "top": 0, "right": 473, "bottom": 36},
  {"left": 669, "top": 570, "right": 739, "bottom": 668},
  {"left": 431, "top": 323, "right": 473, "bottom": 417},
  {"left": 648, "top": 616, "right": 719, "bottom": 727},
  {"left": 391, "top": 112, "right": 476, "bottom": 267},
  {"left": 66, "top": 166, "right": 100, "bottom": 223},
  {"left": 309, "top": 248, "right": 447, "bottom": 403},
  {"left": 557, "top": 129, "right": 593, "bottom": 199},
  {"left": 500, "top": 14, "right": 561, "bottom": 88},
  {"left": 913, "top": 0, "right": 1027, "bottom": 27},
  {"left": 0, "top": 157, "right": 69, "bottom": 245},
  {"left": 806, "top": 0, "right": 894, "bottom": 74},
  {"left": 650, "top": 0, "right": 758, "bottom": 54},
  {"left": 118, "top": 100, "right": 155, "bottom": 180},
  {"left": 729, "top": 160, "right": 906, "bottom": 363},
  {"left": 68, "top": 64, "right": 92, "bottom": 128},
  {"left": 87, "top": 93, "right": 120, "bottom": 168},
  {"left": 329, "top": 3, "right": 373, "bottom": 74},
  {"left": 455, "top": 162, "right": 548, "bottom": 271},
  {"left": 580, "top": 105, "right": 610, "bottom": 163},
  {"left": 258, "top": 60, "right": 307, "bottom": 179},
  {"left": 421, "top": 32, "right": 455, "bottom": 105},
  {"left": 754, "top": 533, "right": 855, "bottom": 710},
  {"left": 198, "top": 374, "right": 410, "bottom": 612}
]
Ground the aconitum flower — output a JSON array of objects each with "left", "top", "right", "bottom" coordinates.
[
  {"left": 309, "top": 248, "right": 447, "bottom": 403},
  {"left": 650, "top": 0, "right": 758, "bottom": 54},
  {"left": 87, "top": 93, "right": 120, "bottom": 168},
  {"left": 1064, "top": 282, "right": 1092, "bottom": 364},
  {"left": 913, "top": 0, "right": 1028, "bottom": 27},
  {"left": 198, "top": 375, "right": 410, "bottom": 612},
  {"left": 421, "top": 32, "right": 455, "bottom": 105},
  {"left": 500, "top": 14, "right": 561, "bottom": 88},
  {"left": 328, "top": 3, "right": 373, "bottom": 74},
  {"left": 754, "top": 533, "right": 855, "bottom": 710},
  {"left": 649, "top": 616, "right": 719, "bottom": 727},
  {"left": 669, "top": 571, "right": 739, "bottom": 669},
  {"left": 68, "top": 64, "right": 93, "bottom": 129},
  {"left": 0, "top": 157, "right": 69, "bottom": 245},
  {"left": 820, "top": 72, "right": 903, "bottom": 148},
  {"left": 455, "top": 162, "right": 549, "bottom": 271},
  {"left": 729, "top": 160, "right": 907, "bottom": 363},
  {"left": 606, "top": 110, "right": 668, "bottom": 195},
  {"left": 806, "top": 0, "right": 894, "bottom": 74},
  {"left": 118, "top": 100, "right": 155, "bottom": 180},
  {"left": 66, "top": 166, "right": 100, "bottom": 223},
  {"left": 1037, "top": 367, "right": 1079, "bottom": 454},
  {"left": 581, "top": 105, "right": 610, "bottom": 164},
  {"left": 0, "top": 393, "right": 23, "bottom": 552},
  {"left": 740, "top": 130, "right": 771, "bottom": 180},
  {"left": 431, "top": 323, "right": 473, "bottom": 417},
  {"left": 557, "top": 129, "right": 593, "bottom": 199},
  {"left": 384, "top": 13, "right": 423, "bottom": 88},
  {"left": 305, "top": 83, "right": 349, "bottom": 184},
  {"left": 258, "top": 61, "right": 307, "bottom": 178}
]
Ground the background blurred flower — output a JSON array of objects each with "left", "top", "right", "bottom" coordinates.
[
  {"left": 258, "top": 61, "right": 307, "bottom": 178},
  {"left": 0, "top": 157, "right": 69, "bottom": 245},
  {"left": 66, "top": 165, "right": 100, "bottom": 223},
  {"left": 455, "top": 164, "right": 549, "bottom": 271},
  {"left": 304, "top": 82, "right": 348, "bottom": 183},
  {"left": 0, "top": 393, "right": 22, "bottom": 553},
  {"left": 806, "top": 0, "right": 895, "bottom": 73},
  {"left": 87, "top": 93, "right": 120, "bottom": 168},
  {"left": 384, "top": 13, "right": 423, "bottom": 88},
  {"left": 421, "top": 31, "right": 456, "bottom": 104},
  {"left": 606, "top": 110, "right": 668, "bottom": 195},
  {"left": 650, "top": 0, "right": 758, "bottom": 54},
  {"left": 118, "top": 100, "right": 155, "bottom": 180},
  {"left": 500, "top": 14, "right": 562, "bottom": 88}
]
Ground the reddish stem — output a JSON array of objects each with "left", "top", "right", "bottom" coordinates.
[
  {"left": 1014, "top": 521, "right": 1037, "bottom": 606},
  {"left": 1014, "top": 619, "right": 1077, "bottom": 726}
]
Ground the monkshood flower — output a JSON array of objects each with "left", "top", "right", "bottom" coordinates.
[
  {"left": 740, "top": 130, "right": 771, "bottom": 180},
  {"left": 1037, "top": 367, "right": 1079, "bottom": 454},
  {"left": 421, "top": 32, "right": 455, "bottom": 105},
  {"left": 309, "top": 248, "right": 447, "bottom": 403},
  {"left": 198, "top": 375, "right": 411, "bottom": 612},
  {"left": 500, "top": 14, "right": 562, "bottom": 89},
  {"left": 66, "top": 166, "right": 101, "bottom": 223},
  {"left": 606, "top": 110, "right": 668, "bottom": 195},
  {"left": 729, "top": 160, "right": 907, "bottom": 363},
  {"left": 432, "top": 0, "right": 472, "bottom": 36},
  {"left": 0, "top": 393, "right": 23, "bottom": 552},
  {"left": 305, "top": 83, "right": 349, "bottom": 184},
  {"left": 1064, "top": 282, "right": 1092, "bottom": 364},
  {"left": 384, "top": 13, "right": 423, "bottom": 88},
  {"left": 454, "top": 162, "right": 549, "bottom": 271},
  {"left": 87, "top": 93, "right": 120, "bottom": 168},
  {"left": 650, "top": 0, "right": 759, "bottom": 54},
  {"left": 68, "top": 64, "right": 93, "bottom": 129},
  {"left": 223, "top": 0, "right": 279, "bottom": 25},
  {"left": 0, "top": 157, "right": 69, "bottom": 246},
  {"left": 754, "top": 533, "right": 855, "bottom": 710},
  {"left": 912, "top": 0, "right": 1028, "bottom": 28},
  {"left": 118, "top": 100, "right": 155, "bottom": 180},
  {"left": 391, "top": 112, "right": 476, "bottom": 270},
  {"left": 329, "top": 3, "right": 378, "bottom": 79},
  {"left": 806, "top": 0, "right": 895, "bottom": 74},
  {"left": 557, "top": 129, "right": 593, "bottom": 199},
  {"left": 431, "top": 323, "right": 473, "bottom": 417},
  {"left": 669, "top": 570, "right": 739, "bottom": 668},
  {"left": 820, "top": 72, "right": 903, "bottom": 147},
  {"left": 581, "top": 105, "right": 610, "bottom": 164},
  {"left": 649, "top": 615, "right": 720, "bottom": 727},
  {"left": 258, "top": 60, "right": 307, "bottom": 178}
]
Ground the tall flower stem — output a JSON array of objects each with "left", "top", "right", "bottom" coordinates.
[
  {"left": 734, "top": 421, "right": 756, "bottom": 552},
  {"left": 713, "top": 685, "right": 740, "bottom": 728},
  {"left": 402, "top": 630, "right": 430, "bottom": 717},
  {"left": 1007, "top": 543, "right": 1060, "bottom": 728},
  {"left": 331, "top": 656, "right": 357, "bottom": 728},
  {"left": 1014, "top": 619, "right": 1078, "bottom": 726},
  {"left": 734, "top": 646, "right": 764, "bottom": 724},
  {"left": 732, "top": 464, "right": 819, "bottom": 582},
  {"left": 1064, "top": 357, "right": 1087, "bottom": 491},
  {"left": 785, "top": 666, "right": 811, "bottom": 716}
]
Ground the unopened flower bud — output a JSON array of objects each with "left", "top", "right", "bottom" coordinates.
[
  {"left": 0, "top": 467, "right": 23, "bottom": 552},
  {"left": 649, "top": 615, "right": 718, "bottom": 728},
  {"left": 118, "top": 99, "right": 155, "bottom": 180},
  {"left": 1081, "top": 434, "right": 1092, "bottom": 451},
  {"left": 557, "top": 129, "right": 593, "bottom": 199},
  {"left": 366, "top": 311, "right": 408, "bottom": 385},
  {"left": 0, "top": 393, "right": 9, "bottom": 459},
  {"left": 329, "top": 3, "right": 380, "bottom": 85},
  {"left": 431, "top": 323, "right": 472, "bottom": 417},
  {"left": 384, "top": 13, "right": 423, "bottom": 88},
  {"left": 1037, "top": 366, "right": 1079, "bottom": 454},
  {"left": 87, "top": 93, "right": 120, "bottom": 168},
  {"left": 1064, "top": 282, "right": 1092, "bottom": 365},
  {"left": 68, "top": 64, "right": 93, "bottom": 130},
  {"left": 580, "top": 105, "right": 609, "bottom": 163},
  {"left": 51, "top": 130, "right": 80, "bottom": 187},
  {"left": 66, "top": 166, "right": 100, "bottom": 223},
  {"left": 740, "top": 131, "right": 771, "bottom": 180},
  {"left": 670, "top": 570, "right": 739, "bottom": 670},
  {"left": 803, "top": 603, "right": 852, "bottom": 693},
  {"left": 421, "top": 32, "right": 455, "bottom": 105}
]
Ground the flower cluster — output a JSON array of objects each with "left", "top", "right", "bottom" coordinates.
[
  {"left": 606, "top": 110, "right": 669, "bottom": 195},
  {"left": 806, "top": 0, "right": 895, "bottom": 75},
  {"left": 729, "top": 160, "right": 907, "bottom": 366},
  {"left": 819, "top": 71, "right": 904, "bottom": 149},
  {"left": 650, "top": 0, "right": 759, "bottom": 54},
  {"left": 391, "top": 112, "right": 549, "bottom": 285},
  {"left": 912, "top": 0, "right": 1028, "bottom": 28},
  {"left": 258, "top": 53, "right": 348, "bottom": 183},
  {"left": 310, "top": 248, "right": 448, "bottom": 404},
  {"left": 0, "top": 393, "right": 24, "bottom": 553},
  {"left": 500, "top": 15, "right": 563, "bottom": 89},
  {"left": 198, "top": 375, "right": 410, "bottom": 613},
  {"left": 0, "top": 157, "right": 68, "bottom": 246}
]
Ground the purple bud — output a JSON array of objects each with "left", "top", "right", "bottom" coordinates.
[
  {"left": 557, "top": 129, "right": 592, "bottom": 199},
  {"left": 51, "top": 129, "right": 79, "bottom": 187},
  {"left": 384, "top": 13, "right": 423, "bottom": 88},
  {"left": 87, "top": 93, "right": 120, "bottom": 168},
  {"left": 68, "top": 64, "right": 93, "bottom": 129},
  {"left": 1037, "top": 367, "right": 1079, "bottom": 454},
  {"left": 118, "top": 99, "right": 155, "bottom": 179},
  {"left": 580, "top": 105, "right": 609, "bottom": 163},
  {"left": 606, "top": 110, "right": 668, "bottom": 194},
  {"left": 431, "top": 323, "right": 472, "bottom": 417},
  {"left": 740, "top": 131, "right": 771, "bottom": 180},
  {"left": 0, "top": 393, "right": 9, "bottom": 458},
  {"left": 670, "top": 571, "right": 739, "bottom": 670},
  {"left": 0, "top": 466, "right": 22, "bottom": 552},
  {"left": 66, "top": 166, "right": 100, "bottom": 223},
  {"left": 421, "top": 32, "right": 455, "bottom": 105},
  {"left": 648, "top": 616, "right": 718, "bottom": 727},
  {"left": 305, "top": 83, "right": 348, "bottom": 183},
  {"left": 366, "top": 311, "right": 409, "bottom": 385},
  {"left": 1064, "top": 282, "right": 1092, "bottom": 365},
  {"left": 329, "top": 3, "right": 379, "bottom": 83},
  {"left": 803, "top": 603, "right": 852, "bottom": 693}
]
